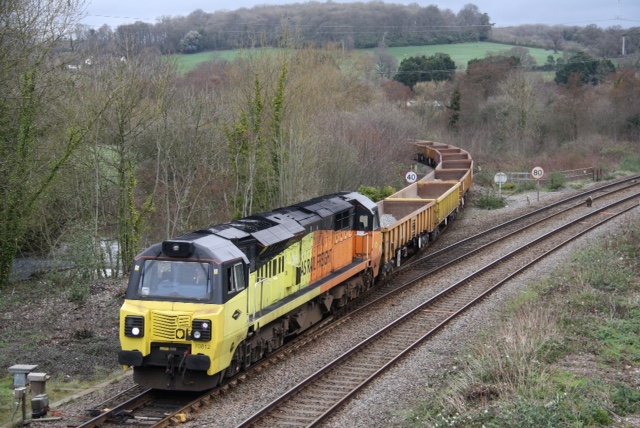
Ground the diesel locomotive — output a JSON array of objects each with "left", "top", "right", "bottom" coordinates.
[{"left": 118, "top": 141, "right": 472, "bottom": 391}]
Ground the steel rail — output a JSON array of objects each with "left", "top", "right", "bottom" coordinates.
[
  {"left": 236, "top": 193, "right": 639, "bottom": 427},
  {"left": 75, "top": 179, "right": 640, "bottom": 427}
]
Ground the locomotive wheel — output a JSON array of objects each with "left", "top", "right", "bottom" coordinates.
[
  {"left": 241, "top": 341, "right": 252, "bottom": 370},
  {"left": 363, "top": 268, "right": 374, "bottom": 290},
  {"left": 225, "top": 346, "right": 243, "bottom": 378}
]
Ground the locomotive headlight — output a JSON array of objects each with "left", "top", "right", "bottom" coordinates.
[
  {"left": 191, "top": 319, "right": 212, "bottom": 341},
  {"left": 124, "top": 316, "right": 144, "bottom": 338}
]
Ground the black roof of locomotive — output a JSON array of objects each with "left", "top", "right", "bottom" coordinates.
[
  {"left": 136, "top": 192, "right": 377, "bottom": 266},
  {"left": 137, "top": 233, "right": 248, "bottom": 264}
]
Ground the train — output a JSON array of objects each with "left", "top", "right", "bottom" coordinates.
[{"left": 118, "top": 140, "right": 473, "bottom": 391}]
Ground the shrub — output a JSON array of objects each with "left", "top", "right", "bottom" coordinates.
[
  {"left": 68, "top": 281, "right": 92, "bottom": 304},
  {"left": 497, "top": 395, "right": 569, "bottom": 427},
  {"left": 517, "top": 180, "right": 537, "bottom": 192},
  {"left": 473, "top": 170, "right": 495, "bottom": 187},
  {"left": 501, "top": 182, "right": 517, "bottom": 192},
  {"left": 358, "top": 185, "right": 396, "bottom": 202},
  {"left": 546, "top": 172, "right": 566, "bottom": 190},
  {"left": 45, "top": 223, "right": 104, "bottom": 303},
  {"left": 475, "top": 191, "right": 506, "bottom": 210},
  {"left": 619, "top": 155, "right": 640, "bottom": 173}
]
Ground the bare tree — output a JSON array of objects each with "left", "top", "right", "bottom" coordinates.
[
  {"left": 151, "top": 86, "right": 230, "bottom": 239},
  {"left": 495, "top": 70, "right": 540, "bottom": 153},
  {"left": 547, "top": 26, "right": 565, "bottom": 54},
  {"left": 84, "top": 52, "right": 176, "bottom": 276}
]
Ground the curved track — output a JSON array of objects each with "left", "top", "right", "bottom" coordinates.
[
  {"left": 74, "top": 176, "right": 640, "bottom": 428},
  {"left": 235, "top": 188, "right": 640, "bottom": 427}
]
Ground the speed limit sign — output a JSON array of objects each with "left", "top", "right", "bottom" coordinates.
[
  {"left": 405, "top": 171, "right": 418, "bottom": 183},
  {"left": 531, "top": 166, "right": 544, "bottom": 180}
]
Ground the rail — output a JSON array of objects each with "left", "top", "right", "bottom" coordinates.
[{"left": 236, "top": 188, "right": 640, "bottom": 427}]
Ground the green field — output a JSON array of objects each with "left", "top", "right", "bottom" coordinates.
[
  {"left": 172, "top": 42, "right": 561, "bottom": 73},
  {"left": 372, "top": 42, "right": 562, "bottom": 69},
  {"left": 168, "top": 50, "right": 242, "bottom": 73}
]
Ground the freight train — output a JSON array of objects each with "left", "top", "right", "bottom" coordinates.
[{"left": 118, "top": 140, "right": 473, "bottom": 391}]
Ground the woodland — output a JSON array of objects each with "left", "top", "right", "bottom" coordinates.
[{"left": 1, "top": 0, "right": 640, "bottom": 290}]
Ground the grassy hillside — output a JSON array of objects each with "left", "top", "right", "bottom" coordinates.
[
  {"left": 171, "top": 42, "right": 562, "bottom": 73},
  {"left": 372, "top": 42, "right": 562, "bottom": 69},
  {"left": 168, "top": 50, "right": 242, "bottom": 73}
]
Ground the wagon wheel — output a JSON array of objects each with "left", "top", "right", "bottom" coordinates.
[
  {"left": 362, "top": 268, "right": 374, "bottom": 290},
  {"left": 420, "top": 234, "right": 429, "bottom": 249}
]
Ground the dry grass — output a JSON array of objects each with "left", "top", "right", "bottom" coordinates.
[{"left": 409, "top": 219, "right": 640, "bottom": 427}]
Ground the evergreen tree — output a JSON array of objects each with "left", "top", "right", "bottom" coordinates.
[
  {"left": 555, "top": 51, "right": 615, "bottom": 85},
  {"left": 394, "top": 53, "right": 456, "bottom": 88}
]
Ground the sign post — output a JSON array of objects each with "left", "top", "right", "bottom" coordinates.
[
  {"left": 494, "top": 172, "right": 507, "bottom": 196},
  {"left": 531, "top": 166, "right": 544, "bottom": 202}
]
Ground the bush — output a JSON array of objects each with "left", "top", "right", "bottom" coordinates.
[
  {"left": 475, "top": 191, "right": 506, "bottom": 210},
  {"left": 69, "top": 281, "right": 92, "bottom": 303},
  {"left": 358, "top": 185, "right": 396, "bottom": 202},
  {"left": 619, "top": 155, "right": 640, "bottom": 173},
  {"left": 496, "top": 395, "right": 569, "bottom": 427},
  {"left": 501, "top": 182, "right": 517, "bottom": 192},
  {"left": 473, "top": 170, "right": 495, "bottom": 187},
  {"left": 517, "top": 180, "right": 538, "bottom": 192},
  {"left": 546, "top": 172, "right": 567, "bottom": 191}
]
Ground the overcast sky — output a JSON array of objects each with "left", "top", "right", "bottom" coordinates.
[{"left": 81, "top": 0, "right": 640, "bottom": 29}]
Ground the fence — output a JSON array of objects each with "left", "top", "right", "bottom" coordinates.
[{"left": 503, "top": 167, "right": 599, "bottom": 184}]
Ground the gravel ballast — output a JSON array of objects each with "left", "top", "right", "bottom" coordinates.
[{"left": 19, "top": 183, "right": 638, "bottom": 428}]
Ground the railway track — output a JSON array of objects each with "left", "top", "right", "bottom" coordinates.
[
  {"left": 70, "top": 176, "right": 640, "bottom": 428},
  {"left": 367, "top": 175, "right": 640, "bottom": 301},
  {"left": 75, "top": 387, "right": 206, "bottom": 427},
  {"left": 235, "top": 187, "right": 640, "bottom": 427}
]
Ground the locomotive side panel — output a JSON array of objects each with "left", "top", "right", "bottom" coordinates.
[{"left": 331, "top": 230, "right": 355, "bottom": 271}]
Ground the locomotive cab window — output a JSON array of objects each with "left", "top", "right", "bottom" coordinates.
[
  {"left": 355, "top": 206, "right": 377, "bottom": 232},
  {"left": 357, "top": 214, "right": 369, "bottom": 230},
  {"left": 226, "top": 262, "right": 246, "bottom": 294},
  {"left": 137, "top": 260, "right": 212, "bottom": 301},
  {"left": 334, "top": 210, "right": 352, "bottom": 230}
]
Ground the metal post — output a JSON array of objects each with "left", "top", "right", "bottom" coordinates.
[{"left": 21, "top": 392, "right": 26, "bottom": 425}]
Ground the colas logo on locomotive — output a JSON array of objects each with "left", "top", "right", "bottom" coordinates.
[{"left": 301, "top": 249, "right": 333, "bottom": 276}]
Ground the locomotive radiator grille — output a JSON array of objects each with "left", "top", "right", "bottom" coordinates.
[{"left": 151, "top": 311, "right": 191, "bottom": 340}]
